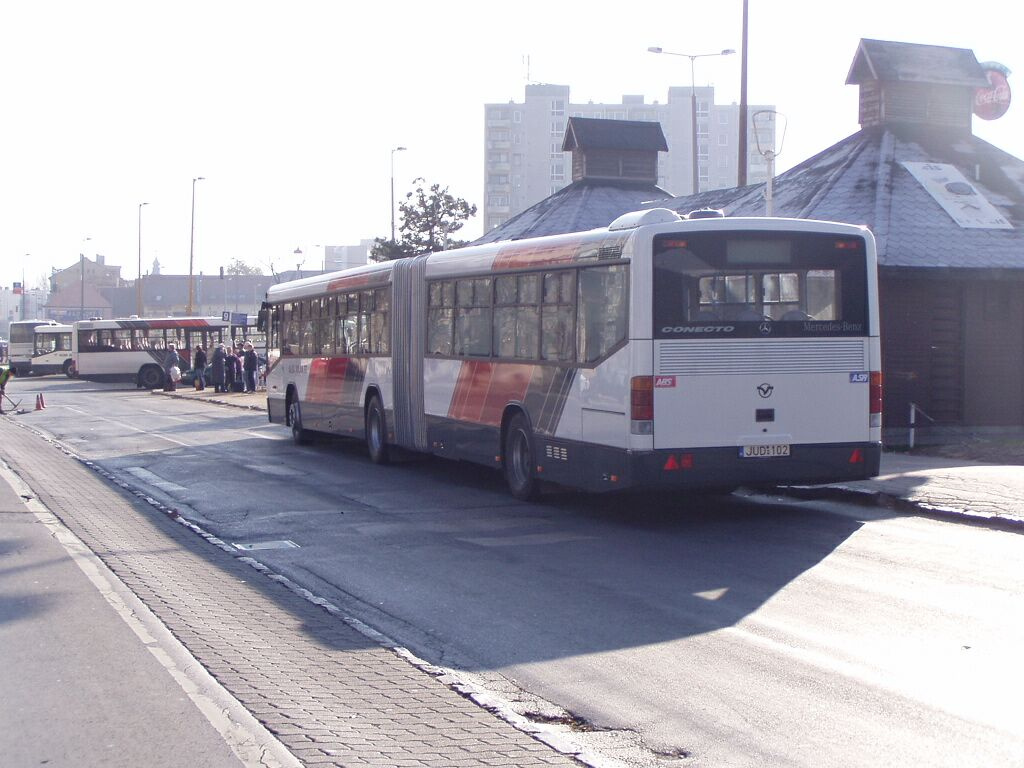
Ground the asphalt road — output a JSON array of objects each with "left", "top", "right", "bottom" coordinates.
[{"left": 13, "top": 377, "right": 1024, "bottom": 768}]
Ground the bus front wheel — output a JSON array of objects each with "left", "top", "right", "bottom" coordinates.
[
  {"left": 63, "top": 359, "right": 75, "bottom": 379},
  {"left": 289, "top": 398, "right": 312, "bottom": 445},
  {"left": 365, "top": 395, "right": 390, "bottom": 465},
  {"left": 504, "top": 412, "right": 539, "bottom": 501}
]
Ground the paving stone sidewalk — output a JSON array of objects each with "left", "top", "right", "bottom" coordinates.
[{"left": 0, "top": 417, "right": 581, "bottom": 767}]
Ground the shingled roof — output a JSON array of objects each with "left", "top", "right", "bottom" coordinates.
[
  {"left": 656, "top": 122, "right": 1024, "bottom": 270},
  {"left": 561, "top": 117, "right": 669, "bottom": 152},
  {"left": 474, "top": 179, "right": 672, "bottom": 245},
  {"left": 847, "top": 39, "right": 989, "bottom": 88}
]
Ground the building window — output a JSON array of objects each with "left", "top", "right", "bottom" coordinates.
[
  {"left": 718, "top": 134, "right": 728, "bottom": 146},
  {"left": 551, "top": 121, "right": 564, "bottom": 134},
  {"left": 718, "top": 113, "right": 729, "bottom": 125},
  {"left": 513, "top": 110, "right": 521, "bottom": 123},
  {"left": 488, "top": 174, "right": 509, "bottom": 185},
  {"left": 551, "top": 99, "right": 564, "bottom": 115},
  {"left": 551, "top": 164, "right": 564, "bottom": 181}
]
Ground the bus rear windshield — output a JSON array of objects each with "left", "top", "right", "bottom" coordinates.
[{"left": 653, "top": 231, "right": 869, "bottom": 338}]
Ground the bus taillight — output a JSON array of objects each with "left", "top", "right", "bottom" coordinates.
[
  {"left": 870, "top": 371, "right": 883, "bottom": 427},
  {"left": 631, "top": 376, "right": 654, "bottom": 434}
]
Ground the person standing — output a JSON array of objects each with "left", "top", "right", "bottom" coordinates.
[
  {"left": 225, "top": 346, "right": 240, "bottom": 392},
  {"left": 163, "top": 344, "right": 182, "bottom": 392},
  {"left": 0, "top": 365, "right": 14, "bottom": 414},
  {"left": 193, "top": 345, "right": 208, "bottom": 391},
  {"left": 210, "top": 344, "right": 227, "bottom": 393},
  {"left": 242, "top": 342, "right": 258, "bottom": 393}
]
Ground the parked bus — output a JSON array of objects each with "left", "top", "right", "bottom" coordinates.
[
  {"left": 71, "top": 316, "right": 263, "bottom": 388},
  {"left": 8, "top": 319, "right": 60, "bottom": 376},
  {"left": 28, "top": 324, "right": 74, "bottom": 376},
  {"left": 262, "top": 208, "right": 882, "bottom": 499}
]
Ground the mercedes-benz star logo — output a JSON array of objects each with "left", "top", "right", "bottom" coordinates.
[{"left": 757, "top": 383, "right": 774, "bottom": 398}]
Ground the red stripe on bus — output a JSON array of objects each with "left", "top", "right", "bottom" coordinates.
[
  {"left": 307, "top": 357, "right": 357, "bottom": 404},
  {"left": 493, "top": 240, "right": 584, "bottom": 270},
  {"left": 448, "top": 361, "right": 533, "bottom": 426},
  {"left": 326, "top": 274, "right": 384, "bottom": 293}
]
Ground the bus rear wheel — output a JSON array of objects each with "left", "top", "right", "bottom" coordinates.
[
  {"left": 504, "top": 412, "right": 539, "bottom": 501},
  {"left": 139, "top": 365, "right": 163, "bottom": 390},
  {"left": 63, "top": 359, "right": 74, "bottom": 379},
  {"left": 365, "top": 395, "right": 390, "bottom": 465}
]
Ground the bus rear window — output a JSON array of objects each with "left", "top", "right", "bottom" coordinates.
[{"left": 653, "top": 232, "right": 869, "bottom": 338}]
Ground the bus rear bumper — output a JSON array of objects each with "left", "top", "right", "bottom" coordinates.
[
  {"left": 542, "top": 440, "right": 883, "bottom": 493},
  {"left": 624, "top": 442, "right": 882, "bottom": 491}
]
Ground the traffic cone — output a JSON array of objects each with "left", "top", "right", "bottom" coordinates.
[
  {"left": 39, "top": 393, "right": 45, "bottom": 409},
  {"left": 35, "top": 394, "right": 43, "bottom": 411}
]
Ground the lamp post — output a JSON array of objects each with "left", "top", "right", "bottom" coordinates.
[
  {"left": 80, "top": 236, "right": 91, "bottom": 321},
  {"left": 390, "top": 146, "right": 406, "bottom": 242},
  {"left": 648, "top": 46, "right": 735, "bottom": 194},
  {"left": 737, "top": 0, "right": 749, "bottom": 186},
  {"left": 137, "top": 202, "right": 149, "bottom": 316},
  {"left": 187, "top": 176, "right": 205, "bottom": 315}
]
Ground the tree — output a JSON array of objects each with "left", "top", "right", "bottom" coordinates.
[
  {"left": 371, "top": 178, "right": 477, "bottom": 262},
  {"left": 225, "top": 259, "right": 263, "bottom": 276}
]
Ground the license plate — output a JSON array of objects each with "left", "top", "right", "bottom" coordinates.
[{"left": 740, "top": 443, "right": 790, "bottom": 458}]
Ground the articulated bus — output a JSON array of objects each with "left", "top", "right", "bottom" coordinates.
[
  {"left": 8, "top": 319, "right": 60, "bottom": 376},
  {"left": 262, "top": 208, "right": 882, "bottom": 499},
  {"left": 27, "top": 324, "right": 74, "bottom": 376},
  {"left": 72, "top": 316, "right": 264, "bottom": 388}
]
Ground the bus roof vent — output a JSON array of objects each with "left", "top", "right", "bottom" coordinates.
[
  {"left": 686, "top": 207, "right": 726, "bottom": 219},
  {"left": 608, "top": 208, "right": 683, "bottom": 231}
]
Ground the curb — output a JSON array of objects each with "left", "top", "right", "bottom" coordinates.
[
  {"left": 150, "top": 388, "right": 266, "bottom": 411},
  {"left": 773, "top": 483, "right": 1024, "bottom": 533}
]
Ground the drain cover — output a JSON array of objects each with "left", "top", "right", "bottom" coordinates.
[{"left": 233, "top": 540, "right": 300, "bottom": 551}]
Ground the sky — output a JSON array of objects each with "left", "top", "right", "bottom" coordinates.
[{"left": 2, "top": 1, "right": 1022, "bottom": 293}]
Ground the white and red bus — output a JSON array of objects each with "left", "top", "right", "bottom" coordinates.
[
  {"left": 8, "top": 319, "right": 61, "bottom": 376},
  {"left": 262, "top": 208, "right": 881, "bottom": 499},
  {"left": 72, "top": 316, "right": 263, "bottom": 388},
  {"left": 27, "top": 323, "right": 74, "bottom": 376}
]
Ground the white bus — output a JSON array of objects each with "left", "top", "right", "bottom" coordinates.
[
  {"left": 262, "top": 208, "right": 882, "bottom": 499},
  {"left": 28, "top": 324, "right": 74, "bottom": 376},
  {"left": 8, "top": 319, "right": 60, "bottom": 376},
  {"left": 72, "top": 316, "right": 263, "bottom": 388}
]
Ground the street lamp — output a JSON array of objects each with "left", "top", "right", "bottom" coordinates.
[
  {"left": 187, "top": 176, "right": 205, "bottom": 315},
  {"left": 390, "top": 146, "right": 406, "bottom": 242},
  {"left": 137, "top": 202, "right": 149, "bottom": 316},
  {"left": 648, "top": 46, "right": 735, "bottom": 194},
  {"left": 80, "top": 236, "right": 91, "bottom": 321}
]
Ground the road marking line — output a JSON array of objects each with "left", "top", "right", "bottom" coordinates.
[{"left": 122, "top": 467, "right": 189, "bottom": 494}]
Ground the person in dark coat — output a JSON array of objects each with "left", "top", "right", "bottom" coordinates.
[
  {"left": 242, "top": 342, "right": 259, "bottom": 393},
  {"left": 226, "top": 346, "right": 242, "bottom": 392},
  {"left": 193, "top": 345, "right": 208, "bottom": 390},
  {"left": 210, "top": 344, "right": 227, "bottom": 393},
  {"left": 163, "top": 344, "right": 182, "bottom": 391}
]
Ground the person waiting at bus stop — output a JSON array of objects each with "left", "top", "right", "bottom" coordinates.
[
  {"left": 0, "top": 365, "right": 14, "bottom": 415},
  {"left": 163, "top": 344, "right": 182, "bottom": 392},
  {"left": 242, "top": 342, "right": 258, "bottom": 393},
  {"left": 192, "top": 344, "right": 208, "bottom": 391},
  {"left": 210, "top": 343, "right": 227, "bottom": 393}
]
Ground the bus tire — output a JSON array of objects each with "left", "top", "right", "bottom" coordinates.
[
  {"left": 63, "top": 359, "right": 74, "bottom": 378},
  {"left": 504, "top": 412, "right": 539, "bottom": 501},
  {"left": 289, "top": 397, "right": 312, "bottom": 445},
  {"left": 139, "top": 365, "right": 163, "bottom": 390},
  {"left": 365, "top": 394, "right": 390, "bottom": 465}
]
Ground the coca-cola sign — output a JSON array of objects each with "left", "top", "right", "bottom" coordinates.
[{"left": 974, "top": 62, "right": 1011, "bottom": 121}]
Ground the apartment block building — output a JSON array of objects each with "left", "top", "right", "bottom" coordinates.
[{"left": 483, "top": 83, "right": 774, "bottom": 231}]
